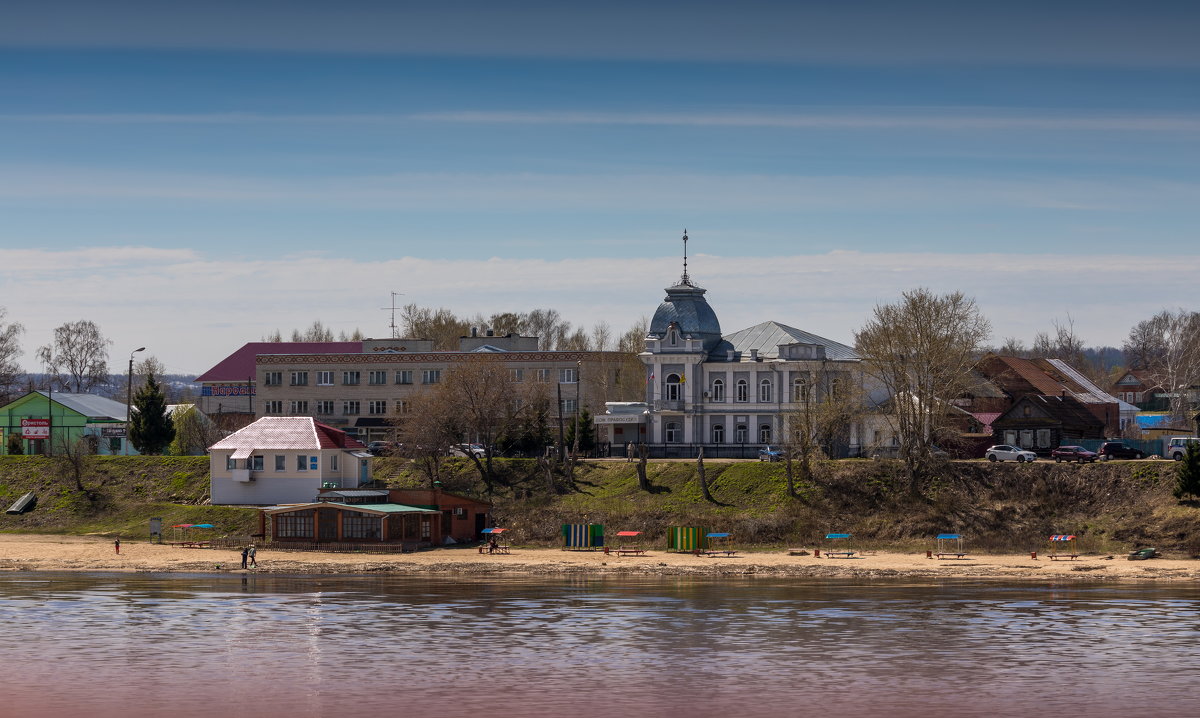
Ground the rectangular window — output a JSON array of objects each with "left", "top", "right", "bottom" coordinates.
[
  {"left": 562, "top": 398, "right": 578, "bottom": 413},
  {"left": 422, "top": 369, "right": 441, "bottom": 384},
  {"left": 275, "top": 455, "right": 285, "bottom": 471},
  {"left": 396, "top": 370, "right": 413, "bottom": 385},
  {"left": 342, "top": 371, "right": 360, "bottom": 385},
  {"left": 342, "top": 511, "right": 380, "bottom": 540},
  {"left": 276, "top": 510, "right": 314, "bottom": 538},
  {"left": 397, "top": 399, "right": 411, "bottom": 414},
  {"left": 317, "top": 371, "right": 334, "bottom": 386},
  {"left": 559, "top": 367, "right": 579, "bottom": 383},
  {"left": 369, "top": 370, "right": 387, "bottom": 385},
  {"left": 296, "top": 455, "right": 308, "bottom": 471},
  {"left": 290, "top": 371, "right": 308, "bottom": 386},
  {"left": 536, "top": 368, "right": 551, "bottom": 383},
  {"left": 1036, "top": 429, "right": 1052, "bottom": 448},
  {"left": 289, "top": 400, "right": 308, "bottom": 414},
  {"left": 315, "top": 400, "right": 334, "bottom": 415},
  {"left": 510, "top": 368, "right": 524, "bottom": 382},
  {"left": 226, "top": 455, "right": 235, "bottom": 470},
  {"left": 264, "top": 371, "right": 282, "bottom": 387},
  {"left": 109, "top": 437, "right": 122, "bottom": 452},
  {"left": 342, "top": 401, "right": 360, "bottom": 415},
  {"left": 369, "top": 400, "right": 387, "bottom": 415},
  {"left": 251, "top": 455, "right": 264, "bottom": 471},
  {"left": 265, "top": 400, "right": 283, "bottom": 414},
  {"left": 330, "top": 454, "right": 339, "bottom": 471}
]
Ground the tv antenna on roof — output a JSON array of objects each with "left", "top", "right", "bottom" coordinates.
[{"left": 381, "top": 291, "right": 405, "bottom": 339}]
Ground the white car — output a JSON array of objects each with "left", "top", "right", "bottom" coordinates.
[
  {"left": 985, "top": 445, "right": 1037, "bottom": 463},
  {"left": 450, "top": 443, "right": 486, "bottom": 458}
]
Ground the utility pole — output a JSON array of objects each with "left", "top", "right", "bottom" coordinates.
[
  {"left": 125, "top": 347, "right": 145, "bottom": 455},
  {"left": 556, "top": 382, "right": 566, "bottom": 463}
]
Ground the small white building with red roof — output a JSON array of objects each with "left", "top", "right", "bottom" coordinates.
[{"left": 209, "top": 416, "right": 374, "bottom": 505}]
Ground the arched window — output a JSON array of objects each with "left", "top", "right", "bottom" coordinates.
[
  {"left": 668, "top": 328, "right": 678, "bottom": 346},
  {"left": 711, "top": 378, "right": 724, "bottom": 402},
  {"left": 760, "top": 424, "right": 772, "bottom": 443},
  {"left": 712, "top": 424, "right": 724, "bottom": 443},
  {"left": 665, "top": 373, "right": 682, "bottom": 401},
  {"left": 735, "top": 379, "right": 748, "bottom": 402},
  {"left": 665, "top": 422, "right": 681, "bottom": 443},
  {"left": 793, "top": 376, "right": 809, "bottom": 402},
  {"left": 735, "top": 424, "right": 748, "bottom": 443},
  {"left": 759, "top": 378, "right": 773, "bottom": 403}
]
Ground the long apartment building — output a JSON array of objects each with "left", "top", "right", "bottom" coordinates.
[{"left": 197, "top": 333, "right": 636, "bottom": 443}]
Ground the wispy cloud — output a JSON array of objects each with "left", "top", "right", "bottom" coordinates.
[
  {"left": 3, "top": 165, "right": 1194, "bottom": 213},
  {"left": 5, "top": 109, "right": 1200, "bottom": 133},
  {"left": 3, "top": 247, "right": 1197, "bottom": 375}
]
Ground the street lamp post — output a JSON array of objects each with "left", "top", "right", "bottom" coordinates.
[{"left": 126, "top": 347, "right": 145, "bottom": 455}]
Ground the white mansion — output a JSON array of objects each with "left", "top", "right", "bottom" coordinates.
[{"left": 634, "top": 267, "right": 865, "bottom": 457}]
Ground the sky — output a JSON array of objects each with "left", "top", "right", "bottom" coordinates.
[{"left": 1, "top": 0, "right": 1198, "bottom": 376}]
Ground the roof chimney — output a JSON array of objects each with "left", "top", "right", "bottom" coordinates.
[
  {"left": 749, "top": 348, "right": 759, "bottom": 361},
  {"left": 471, "top": 327, "right": 478, "bottom": 337}
]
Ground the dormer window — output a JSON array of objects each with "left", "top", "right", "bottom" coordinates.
[{"left": 668, "top": 329, "right": 678, "bottom": 346}]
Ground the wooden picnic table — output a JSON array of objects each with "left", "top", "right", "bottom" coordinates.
[
  {"left": 704, "top": 550, "right": 738, "bottom": 557},
  {"left": 824, "top": 550, "right": 857, "bottom": 559},
  {"left": 935, "top": 552, "right": 969, "bottom": 560},
  {"left": 615, "top": 547, "right": 646, "bottom": 556}
]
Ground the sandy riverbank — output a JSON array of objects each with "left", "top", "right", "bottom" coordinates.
[{"left": 2, "top": 534, "right": 1197, "bottom": 581}]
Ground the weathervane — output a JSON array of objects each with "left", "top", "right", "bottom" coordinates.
[{"left": 680, "top": 228, "right": 691, "bottom": 286}]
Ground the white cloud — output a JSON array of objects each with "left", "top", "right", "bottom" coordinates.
[{"left": 3, "top": 247, "right": 1196, "bottom": 376}]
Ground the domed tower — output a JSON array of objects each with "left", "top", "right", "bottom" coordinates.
[
  {"left": 645, "top": 230, "right": 722, "bottom": 356},
  {"left": 641, "top": 231, "right": 721, "bottom": 445}
]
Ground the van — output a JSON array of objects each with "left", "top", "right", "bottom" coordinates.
[{"left": 1164, "top": 437, "right": 1200, "bottom": 461}]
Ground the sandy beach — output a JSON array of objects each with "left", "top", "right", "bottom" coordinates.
[{"left": 1, "top": 533, "right": 1197, "bottom": 581}]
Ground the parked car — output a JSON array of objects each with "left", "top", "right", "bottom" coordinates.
[
  {"left": 1164, "top": 437, "right": 1200, "bottom": 461},
  {"left": 1050, "top": 445, "right": 1098, "bottom": 463},
  {"left": 758, "top": 445, "right": 784, "bottom": 462},
  {"left": 1097, "top": 441, "right": 1144, "bottom": 460},
  {"left": 985, "top": 445, "right": 1037, "bottom": 463},
  {"left": 450, "top": 443, "right": 487, "bottom": 458}
]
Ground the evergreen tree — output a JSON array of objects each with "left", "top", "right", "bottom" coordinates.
[
  {"left": 1174, "top": 441, "right": 1200, "bottom": 501},
  {"left": 565, "top": 410, "right": 596, "bottom": 453},
  {"left": 128, "top": 373, "right": 175, "bottom": 455}
]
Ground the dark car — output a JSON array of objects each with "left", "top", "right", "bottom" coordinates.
[
  {"left": 1051, "top": 445, "right": 1098, "bottom": 463},
  {"left": 758, "top": 446, "right": 783, "bottom": 462},
  {"left": 1098, "top": 441, "right": 1144, "bottom": 460}
]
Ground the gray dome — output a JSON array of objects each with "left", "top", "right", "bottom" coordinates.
[{"left": 648, "top": 282, "right": 723, "bottom": 352}]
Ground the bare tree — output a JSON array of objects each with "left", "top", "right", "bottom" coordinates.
[
  {"left": 401, "top": 304, "right": 471, "bottom": 349},
  {"left": 290, "top": 320, "right": 335, "bottom": 342},
  {"left": 1126, "top": 309, "right": 1200, "bottom": 421},
  {"left": 590, "top": 321, "right": 613, "bottom": 351},
  {"left": 696, "top": 447, "right": 714, "bottom": 502},
  {"left": 783, "top": 367, "right": 865, "bottom": 496},
  {"left": 0, "top": 306, "right": 25, "bottom": 404},
  {"left": 170, "top": 407, "right": 224, "bottom": 455},
  {"left": 855, "top": 288, "right": 991, "bottom": 497},
  {"left": 37, "top": 320, "right": 112, "bottom": 393},
  {"left": 52, "top": 435, "right": 100, "bottom": 497}
]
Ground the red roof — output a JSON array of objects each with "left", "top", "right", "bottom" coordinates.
[
  {"left": 315, "top": 421, "right": 367, "bottom": 450},
  {"left": 195, "top": 342, "right": 362, "bottom": 383}
]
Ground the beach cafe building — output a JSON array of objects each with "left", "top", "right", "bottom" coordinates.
[
  {"left": 258, "top": 487, "right": 491, "bottom": 549},
  {"left": 0, "top": 391, "right": 135, "bottom": 456}
]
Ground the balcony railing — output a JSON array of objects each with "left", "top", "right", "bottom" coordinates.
[{"left": 653, "top": 399, "right": 684, "bottom": 411}]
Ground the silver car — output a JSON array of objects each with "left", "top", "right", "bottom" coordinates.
[{"left": 985, "top": 445, "right": 1037, "bottom": 463}]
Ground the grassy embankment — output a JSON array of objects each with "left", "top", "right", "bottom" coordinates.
[{"left": 1, "top": 455, "right": 1197, "bottom": 554}]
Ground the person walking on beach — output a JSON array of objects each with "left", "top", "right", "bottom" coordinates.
[
  {"left": 114, "top": 538, "right": 120, "bottom": 554},
  {"left": 248, "top": 544, "right": 257, "bottom": 568},
  {"left": 240, "top": 546, "right": 249, "bottom": 569}
]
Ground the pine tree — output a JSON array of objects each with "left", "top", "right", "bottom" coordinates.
[
  {"left": 128, "top": 373, "right": 175, "bottom": 455},
  {"left": 1174, "top": 441, "right": 1200, "bottom": 501}
]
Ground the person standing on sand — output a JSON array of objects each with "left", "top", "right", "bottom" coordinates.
[
  {"left": 114, "top": 538, "right": 120, "bottom": 554},
  {"left": 240, "top": 546, "right": 249, "bottom": 569},
  {"left": 248, "top": 544, "right": 257, "bottom": 568}
]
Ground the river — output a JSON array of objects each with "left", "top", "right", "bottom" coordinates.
[{"left": 2, "top": 573, "right": 1197, "bottom": 717}]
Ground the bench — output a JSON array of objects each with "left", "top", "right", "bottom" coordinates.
[
  {"left": 705, "top": 550, "right": 738, "bottom": 557},
  {"left": 616, "top": 548, "right": 646, "bottom": 556},
  {"left": 786, "top": 548, "right": 809, "bottom": 556},
  {"left": 935, "top": 552, "right": 969, "bottom": 560},
  {"left": 824, "top": 550, "right": 857, "bottom": 559},
  {"left": 173, "top": 541, "right": 210, "bottom": 549},
  {"left": 1049, "top": 553, "right": 1079, "bottom": 561}
]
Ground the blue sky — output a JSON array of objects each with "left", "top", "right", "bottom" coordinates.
[{"left": 1, "top": 1, "right": 1198, "bottom": 374}]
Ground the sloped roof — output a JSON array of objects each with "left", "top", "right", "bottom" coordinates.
[
  {"left": 195, "top": 342, "right": 362, "bottom": 383},
  {"left": 648, "top": 282, "right": 724, "bottom": 351},
  {"left": 977, "top": 355, "right": 1065, "bottom": 396},
  {"left": 720, "top": 321, "right": 858, "bottom": 361},
  {"left": 994, "top": 394, "right": 1104, "bottom": 429},
  {"left": 33, "top": 391, "right": 128, "bottom": 420},
  {"left": 210, "top": 416, "right": 366, "bottom": 451}
]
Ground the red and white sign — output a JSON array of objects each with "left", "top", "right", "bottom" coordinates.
[{"left": 21, "top": 418, "right": 50, "bottom": 439}]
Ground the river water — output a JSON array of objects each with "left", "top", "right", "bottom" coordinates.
[{"left": 2, "top": 573, "right": 1198, "bottom": 718}]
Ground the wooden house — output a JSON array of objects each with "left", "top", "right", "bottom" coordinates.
[{"left": 991, "top": 394, "right": 1105, "bottom": 452}]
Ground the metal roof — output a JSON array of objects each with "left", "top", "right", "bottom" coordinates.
[
  {"left": 262, "top": 502, "right": 438, "bottom": 515},
  {"left": 719, "top": 321, "right": 859, "bottom": 361},
  {"left": 323, "top": 490, "right": 389, "bottom": 498},
  {"left": 211, "top": 416, "right": 366, "bottom": 451},
  {"left": 34, "top": 391, "right": 128, "bottom": 420},
  {"left": 648, "top": 282, "right": 724, "bottom": 351}
]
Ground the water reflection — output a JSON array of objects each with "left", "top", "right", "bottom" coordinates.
[{"left": 2, "top": 573, "right": 1198, "bottom": 717}]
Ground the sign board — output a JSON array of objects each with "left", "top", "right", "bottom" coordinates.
[
  {"left": 20, "top": 418, "right": 50, "bottom": 439},
  {"left": 201, "top": 385, "right": 255, "bottom": 397},
  {"left": 100, "top": 426, "right": 127, "bottom": 438},
  {"left": 593, "top": 415, "right": 644, "bottom": 425}
]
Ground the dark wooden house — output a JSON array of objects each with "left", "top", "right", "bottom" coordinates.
[{"left": 991, "top": 394, "right": 1105, "bottom": 453}]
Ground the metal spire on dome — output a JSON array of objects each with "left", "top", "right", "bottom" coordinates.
[{"left": 679, "top": 228, "right": 692, "bottom": 286}]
